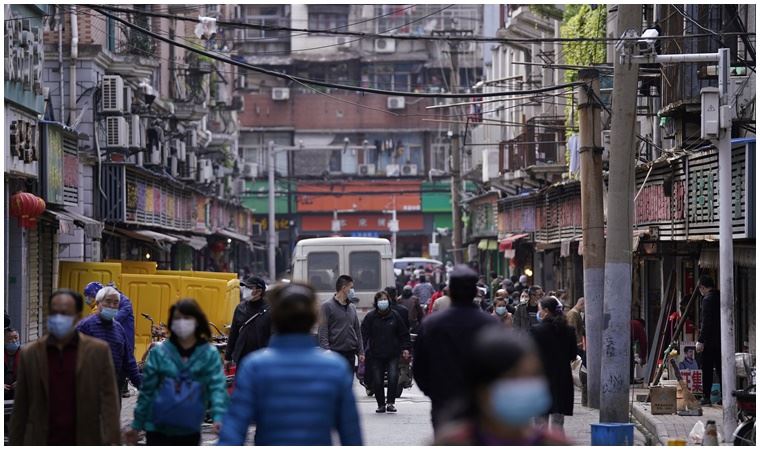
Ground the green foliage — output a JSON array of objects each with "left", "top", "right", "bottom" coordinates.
[
  {"left": 560, "top": 5, "right": 607, "bottom": 139},
  {"left": 529, "top": 5, "right": 563, "bottom": 21}
]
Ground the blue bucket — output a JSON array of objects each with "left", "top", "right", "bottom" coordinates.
[{"left": 591, "top": 423, "right": 635, "bottom": 446}]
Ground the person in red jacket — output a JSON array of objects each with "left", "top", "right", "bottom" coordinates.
[{"left": 427, "top": 283, "right": 446, "bottom": 315}]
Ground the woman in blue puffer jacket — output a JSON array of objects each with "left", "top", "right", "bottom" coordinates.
[
  {"left": 125, "top": 299, "right": 228, "bottom": 445},
  {"left": 218, "top": 282, "right": 363, "bottom": 446}
]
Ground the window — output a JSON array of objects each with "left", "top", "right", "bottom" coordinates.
[
  {"left": 106, "top": 17, "right": 116, "bottom": 52},
  {"left": 308, "top": 5, "right": 349, "bottom": 32},
  {"left": 349, "top": 251, "right": 381, "bottom": 291},
  {"left": 307, "top": 252, "right": 340, "bottom": 291}
]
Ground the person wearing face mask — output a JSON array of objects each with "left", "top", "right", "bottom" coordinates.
[
  {"left": 318, "top": 275, "right": 365, "bottom": 373},
  {"left": 126, "top": 299, "right": 228, "bottom": 445},
  {"left": 398, "top": 285, "right": 424, "bottom": 333},
  {"left": 84, "top": 281, "right": 136, "bottom": 398},
  {"left": 385, "top": 286, "right": 410, "bottom": 331},
  {"left": 225, "top": 276, "right": 272, "bottom": 368},
  {"left": 9, "top": 289, "right": 121, "bottom": 445},
  {"left": 4, "top": 328, "right": 21, "bottom": 400},
  {"left": 528, "top": 297, "right": 578, "bottom": 434},
  {"left": 491, "top": 298, "right": 513, "bottom": 327},
  {"left": 76, "top": 286, "right": 142, "bottom": 402},
  {"left": 513, "top": 286, "right": 544, "bottom": 330},
  {"left": 361, "top": 292, "right": 411, "bottom": 413},
  {"left": 434, "top": 326, "right": 567, "bottom": 445}
]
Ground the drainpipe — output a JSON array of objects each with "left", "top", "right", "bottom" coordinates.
[
  {"left": 69, "top": 6, "right": 78, "bottom": 126},
  {"left": 58, "top": 6, "right": 64, "bottom": 123}
]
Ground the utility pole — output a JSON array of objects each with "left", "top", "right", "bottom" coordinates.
[
  {"left": 267, "top": 141, "right": 276, "bottom": 282},
  {"left": 435, "top": 28, "right": 472, "bottom": 265},
  {"left": 626, "top": 45, "right": 737, "bottom": 442},
  {"left": 600, "top": 4, "right": 642, "bottom": 423},
  {"left": 577, "top": 68, "right": 605, "bottom": 409}
]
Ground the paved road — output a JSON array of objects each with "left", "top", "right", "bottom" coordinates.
[{"left": 120, "top": 383, "right": 645, "bottom": 446}]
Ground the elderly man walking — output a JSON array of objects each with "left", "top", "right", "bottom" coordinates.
[{"left": 77, "top": 286, "right": 142, "bottom": 402}]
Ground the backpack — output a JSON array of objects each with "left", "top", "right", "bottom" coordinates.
[{"left": 152, "top": 344, "right": 206, "bottom": 432}]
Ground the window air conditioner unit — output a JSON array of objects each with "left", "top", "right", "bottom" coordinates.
[
  {"left": 374, "top": 38, "right": 396, "bottom": 53},
  {"left": 243, "top": 162, "right": 258, "bottom": 179},
  {"left": 272, "top": 87, "right": 290, "bottom": 101},
  {"left": 401, "top": 164, "right": 418, "bottom": 176},
  {"left": 358, "top": 163, "right": 376, "bottom": 176},
  {"left": 127, "top": 115, "right": 141, "bottom": 148},
  {"left": 386, "top": 164, "right": 400, "bottom": 177},
  {"left": 102, "top": 75, "right": 124, "bottom": 112},
  {"left": 337, "top": 36, "right": 351, "bottom": 50},
  {"left": 105, "top": 116, "right": 128, "bottom": 148},
  {"left": 387, "top": 96, "right": 405, "bottom": 110}
]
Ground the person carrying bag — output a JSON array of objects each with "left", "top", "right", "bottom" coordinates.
[{"left": 126, "top": 299, "right": 228, "bottom": 446}]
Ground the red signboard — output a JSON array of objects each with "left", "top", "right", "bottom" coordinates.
[
  {"left": 297, "top": 181, "right": 421, "bottom": 213},
  {"left": 635, "top": 181, "right": 685, "bottom": 224},
  {"left": 301, "top": 214, "right": 424, "bottom": 232}
]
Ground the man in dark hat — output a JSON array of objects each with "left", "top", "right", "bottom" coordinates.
[
  {"left": 412, "top": 264, "right": 497, "bottom": 433},
  {"left": 225, "top": 276, "right": 272, "bottom": 367}
]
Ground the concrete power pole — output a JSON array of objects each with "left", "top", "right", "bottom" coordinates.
[
  {"left": 267, "top": 141, "right": 277, "bottom": 281},
  {"left": 600, "top": 4, "right": 642, "bottom": 423},
  {"left": 577, "top": 68, "right": 605, "bottom": 409},
  {"left": 448, "top": 39, "right": 464, "bottom": 265}
]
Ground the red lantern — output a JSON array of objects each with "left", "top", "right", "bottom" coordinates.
[{"left": 9, "top": 192, "right": 46, "bottom": 228}]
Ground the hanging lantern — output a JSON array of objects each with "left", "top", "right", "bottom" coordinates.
[{"left": 9, "top": 192, "right": 46, "bottom": 228}]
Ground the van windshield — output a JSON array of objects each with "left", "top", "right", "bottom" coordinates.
[
  {"left": 307, "top": 252, "right": 339, "bottom": 291},
  {"left": 349, "top": 251, "right": 381, "bottom": 291}
]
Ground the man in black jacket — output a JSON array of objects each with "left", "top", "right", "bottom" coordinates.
[
  {"left": 225, "top": 276, "right": 272, "bottom": 366},
  {"left": 412, "top": 265, "right": 496, "bottom": 433},
  {"left": 385, "top": 286, "right": 410, "bottom": 331},
  {"left": 696, "top": 275, "right": 721, "bottom": 405},
  {"left": 361, "top": 292, "right": 411, "bottom": 413}
]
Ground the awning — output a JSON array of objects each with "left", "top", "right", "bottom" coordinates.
[
  {"left": 117, "top": 229, "right": 180, "bottom": 246},
  {"left": 215, "top": 228, "right": 251, "bottom": 244},
  {"left": 499, "top": 233, "right": 529, "bottom": 252},
  {"left": 577, "top": 230, "right": 648, "bottom": 256},
  {"left": 699, "top": 245, "right": 755, "bottom": 269},
  {"left": 44, "top": 208, "right": 104, "bottom": 238},
  {"left": 163, "top": 233, "right": 208, "bottom": 251}
]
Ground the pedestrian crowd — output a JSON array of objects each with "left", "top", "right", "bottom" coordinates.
[{"left": 4, "top": 261, "right": 721, "bottom": 446}]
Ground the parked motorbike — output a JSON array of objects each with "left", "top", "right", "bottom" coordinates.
[
  {"left": 138, "top": 313, "right": 167, "bottom": 372},
  {"left": 733, "top": 353, "right": 756, "bottom": 445}
]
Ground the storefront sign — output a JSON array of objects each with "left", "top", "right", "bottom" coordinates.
[
  {"left": 41, "top": 123, "right": 64, "bottom": 204},
  {"left": 301, "top": 214, "right": 424, "bottom": 232},
  {"left": 635, "top": 181, "right": 685, "bottom": 223},
  {"left": 252, "top": 216, "right": 290, "bottom": 232}
]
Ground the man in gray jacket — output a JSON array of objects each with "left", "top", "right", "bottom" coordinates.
[{"left": 318, "top": 275, "right": 365, "bottom": 373}]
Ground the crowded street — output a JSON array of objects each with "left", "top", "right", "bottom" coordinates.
[{"left": 4, "top": 3, "right": 757, "bottom": 447}]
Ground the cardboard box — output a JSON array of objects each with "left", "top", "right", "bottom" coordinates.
[{"left": 650, "top": 386, "right": 677, "bottom": 415}]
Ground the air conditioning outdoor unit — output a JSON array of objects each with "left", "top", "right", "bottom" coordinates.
[
  {"left": 102, "top": 75, "right": 125, "bottom": 112},
  {"left": 387, "top": 96, "right": 405, "bottom": 110},
  {"left": 374, "top": 38, "right": 396, "bottom": 53},
  {"left": 386, "top": 164, "right": 400, "bottom": 177},
  {"left": 127, "top": 115, "right": 141, "bottom": 148},
  {"left": 170, "top": 156, "right": 179, "bottom": 177},
  {"left": 243, "top": 162, "right": 258, "bottom": 179},
  {"left": 105, "top": 116, "right": 128, "bottom": 148},
  {"left": 272, "top": 87, "right": 290, "bottom": 101},
  {"left": 136, "top": 150, "right": 144, "bottom": 167},
  {"left": 337, "top": 36, "right": 351, "bottom": 50},
  {"left": 123, "top": 86, "right": 133, "bottom": 113},
  {"left": 401, "top": 164, "right": 418, "bottom": 176},
  {"left": 178, "top": 141, "right": 186, "bottom": 162},
  {"left": 358, "top": 163, "right": 376, "bottom": 176}
]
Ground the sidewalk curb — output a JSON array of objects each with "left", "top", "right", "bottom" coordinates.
[{"left": 631, "top": 402, "right": 669, "bottom": 445}]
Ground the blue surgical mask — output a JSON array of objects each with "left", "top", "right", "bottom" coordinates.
[
  {"left": 348, "top": 288, "right": 356, "bottom": 299},
  {"left": 48, "top": 314, "right": 75, "bottom": 339},
  {"left": 536, "top": 311, "right": 542, "bottom": 323},
  {"left": 495, "top": 306, "right": 507, "bottom": 316},
  {"left": 100, "top": 307, "right": 118, "bottom": 321},
  {"left": 5, "top": 342, "right": 20, "bottom": 353},
  {"left": 490, "top": 377, "right": 551, "bottom": 425},
  {"left": 377, "top": 300, "right": 390, "bottom": 311}
]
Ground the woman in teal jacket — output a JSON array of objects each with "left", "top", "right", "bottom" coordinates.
[{"left": 125, "top": 299, "right": 228, "bottom": 445}]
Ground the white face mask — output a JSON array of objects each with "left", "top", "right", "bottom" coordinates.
[
  {"left": 171, "top": 318, "right": 197, "bottom": 339},
  {"left": 241, "top": 286, "right": 253, "bottom": 300}
]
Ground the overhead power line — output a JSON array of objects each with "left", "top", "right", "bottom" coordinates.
[
  {"left": 90, "top": 6, "right": 584, "bottom": 99},
  {"left": 84, "top": 4, "right": 755, "bottom": 44}
]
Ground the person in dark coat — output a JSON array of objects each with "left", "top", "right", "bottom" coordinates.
[
  {"left": 225, "top": 276, "right": 272, "bottom": 366},
  {"left": 696, "top": 275, "right": 721, "bottom": 405},
  {"left": 413, "top": 265, "right": 497, "bottom": 434},
  {"left": 361, "top": 291, "right": 411, "bottom": 413},
  {"left": 529, "top": 296, "right": 577, "bottom": 434},
  {"left": 385, "top": 286, "right": 410, "bottom": 331}
]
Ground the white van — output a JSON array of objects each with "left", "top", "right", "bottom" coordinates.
[{"left": 291, "top": 237, "right": 394, "bottom": 315}]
